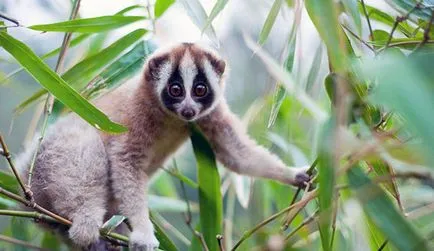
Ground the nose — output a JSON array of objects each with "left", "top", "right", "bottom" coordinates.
[{"left": 181, "top": 108, "right": 196, "bottom": 120}]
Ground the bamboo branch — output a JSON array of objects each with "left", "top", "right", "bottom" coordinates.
[
  {"left": 281, "top": 158, "right": 318, "bottom": 230},
  {"left": 0, "top": 133, "right": 32, "bottom": 199},
  {"left": 27, "top": 0, "right": 82, "bottom": 188},
  {"left": 284, "top": 209, "right": 319, "bottom": 241},
  {"left": 231, "top": 189, "right": 318, "bottom": 251},
  {"left": 0, "top": 186, "right": 129, "bottom": 246}
]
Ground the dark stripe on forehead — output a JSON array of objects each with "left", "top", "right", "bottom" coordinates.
[
  {"left": 193, "top": 65, "right": 215, "bottom": 111},
  {"left": 188, "top": 45, "right": 226, "bottom": 76}
]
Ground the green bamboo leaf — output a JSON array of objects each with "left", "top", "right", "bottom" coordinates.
[
  {"left": 369, "top": 159, "right": 401, "bottom": 205},
  {"left": 305, "top": 44, "right": 324, "bottom": 92},
  {"left": 305, "top": 0, "right": 348, "bottom": 71},
  {"left": 41, "top": 231, "right": 62, "bottom": 250},
  {"left": 155, "top": 0, "right": 176, "bottom": 18},
  {"left": 29, "top": 16, "right": 146, "bottom": 33},
  {"left": 149, "top": 195, "right": 196, "bottom": 213},
  {"left": 84, "top": 41, "right": 154, "bottom": 98},
  {"left": 317, "top": 117, "right": 336, "bottom": 251},
  {"left": 62, "top": 29, "right": 147, "bottom": 90},
  {"left": 0, "top": 171, "right": 18, "bottom": 194},
  {"left": 371, "top": 36, "right": 434, "bottom": 50},
  {"left": 259, "top": 0, "right": 284, "bottom": 45},
  {"left": 202, "top": 0, "right": 228, "bottom": 32},
  {"left": 348, "top": 165, "right": 428, "bottom": 251},
  {"left": 14, "top": 89, "right": 46, "bottom": 115},
  {"left": 151, "top": 214, "right": 178, "bottom": 251},
  {"left": 1, "top": 34, "right": 91, "bottom": 86},
  {"left": 178, "top": 0, "right": 219, "bottom": 47},
  {"left": 100, "top": 215, "right": 126, "bottom": 235},
  {"left": 116, "top": 4, "right": 146, "bottom": 16},
  {"left": 342, "top": 0, "right": 362, "bottom": 34},
  {"left": 363, "top": 53, "right": 434, "bottom": 164},
  {"left": 268, "top": 16, "right": 297, "bottom": 128},
  {"left": 360, "top": 3, "right": 415, "bottom": 37},
  {"left": 15, "top": 30, "right": 147, "bottom": 116},
  {"left": 44, "top": 33, "right": 91, "bottom": 59},
  {"left": 190, "top": 125, "right": 222, "bottom": 251},
  {"left": 386, "top": 0, "right": 434, "bottom": 22},
  {"left": 0, "top": 31, "right": 127, "bottom": 133}
]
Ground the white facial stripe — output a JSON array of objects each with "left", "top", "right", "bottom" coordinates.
[
  {"left": 155, "top": 61, "right": 173, "bottom": 96},
  {"left": 202, "top": 58, "right": 222, "bottom": 110},
  {"left": 179, "top": 51, "right": 197, "bottom": 94}
]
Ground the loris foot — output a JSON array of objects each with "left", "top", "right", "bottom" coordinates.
[{"left": 129, "top": 229, "right": 159, "bottom": 251}]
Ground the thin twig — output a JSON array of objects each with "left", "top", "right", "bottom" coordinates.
[
  {"left": 0, "top": 234, "right": 48, "bottom": 251},
  {"left": 180, "top": 180, "right": 209, "bottom": 251},
  {"left": 281, "top": 158, "right": 318, "bottom": 230},
  {"left": 0, "top": 12, "right": 20, "bottom": 27},
  {"left": 27, "top": 0, "right": 82, "bottom": 188},
  {"left": 413, "top": 9, "right": 434, "bottom": 52},
  {"left": 360, "top": 0, "right": 374, "bottom": 41},
  {"left": 284, "top": 209, "right": 319, "bottom": 241},
  {"left": 378, "top": 240, "right": 388, "bottom": 251},
  {"left": 0, "top": 133, "right": 32, "bottom": 200},
  {"left": 384, "top": 2, "right": 422, "bottom": 50},
  {"left": 342, "top": 24, "right": 375, "bottom": 52},
  {"left": 231, "top": 189, "right": 318, "bottom": 251}
]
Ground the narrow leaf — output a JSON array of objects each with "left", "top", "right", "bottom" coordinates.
[
  {"left": 190, "top": 125, "right": 223, "bottom": 251},
  {"left": 259, "top": 0, "right": 284, "bottom": 45},
  {"left": 305, "top": 0, "right": 348, "bottom": 71},
  {"left": 100, "top": 215, "right": 126, "bottom": 235},
  {"left": 151, "top": 215, "right": 179, "bottom": 251},
  {"left": 62, "top": 29, "right": 147, "bottom": 90},
  {"left": 244, "top": 35, "right": 328, "bottom": 122},
  {"left": 317, "top": 117, "right": 336, "bottom": 251},
  {"left": 155, "top": 0, "right": 176, "bottom": 18},
  {"left": 29, "top": 16, "right": 145, "bottom": 33},
  {"left": 0, "top": 31, "right": 127, "bottom": 133},
  {"left": 178, "top": 0, "right": 219, "bottom": 47},
  {"left": 348, "top": 165, "right": 428, "bottom": 251},
  {"left": 85, "top": 41, "right": 154, "bottom": 98},
  {"left": 202, "top": 0, "right": 229, "bottom": 32}
]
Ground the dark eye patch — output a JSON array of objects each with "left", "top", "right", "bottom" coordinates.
[
  {"left": 161, "top": 66, "right": 184, "bottom": 113},
  {"left": 193, "top": 68, "right": 214, "bottom": 110}
]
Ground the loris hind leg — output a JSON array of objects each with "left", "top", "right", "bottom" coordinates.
[{"left": 32, "top": 118, "right": 110, "bottom": 248}]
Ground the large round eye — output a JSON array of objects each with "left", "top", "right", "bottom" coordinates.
[
  {"left": 168, "top": 83, "right": 183, "bottom": 97},
  {"left": 194, "top": 84, "right": 207, "bottom": 97}
]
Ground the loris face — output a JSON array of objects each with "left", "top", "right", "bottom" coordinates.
[{"left": 145, "top": 43, "right": 226, "bottom": 121}]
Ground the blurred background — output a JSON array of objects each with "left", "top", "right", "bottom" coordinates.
[{"left": 0, "top": 0, "right": 434, "bottom": 250}]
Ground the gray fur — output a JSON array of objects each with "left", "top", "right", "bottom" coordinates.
[{"left": 17, "top": 43, "right": 309, "bottom": 251}]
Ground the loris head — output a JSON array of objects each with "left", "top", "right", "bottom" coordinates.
[{"left": 144, "top": 43, "right": 226, "bottom": 121}]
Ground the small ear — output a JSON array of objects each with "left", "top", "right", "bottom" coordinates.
[
  {"left": 212, "top": 59, "right": 226, "bottom": 76},
  {"left": 205, "top": 53, "right": 226, "bottom": 75},
  {"left": 147, "top": 54, "right": 169, "bottom": 80}
]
